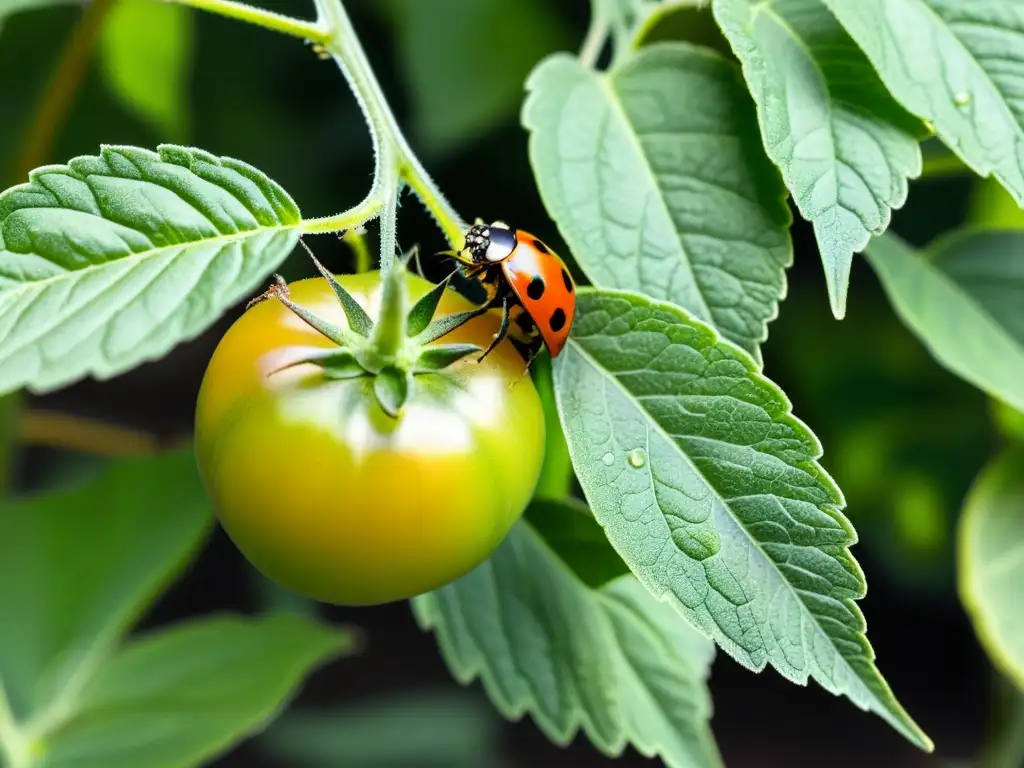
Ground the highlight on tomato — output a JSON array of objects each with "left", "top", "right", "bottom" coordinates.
[{"left": 194, "top": 249, "right": 546, "bottom": 606}]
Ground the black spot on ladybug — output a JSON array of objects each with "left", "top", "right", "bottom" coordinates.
[
  {"left": 527, "top": 276, "right": 546, "bottom": 300},
  {"left": 550, "top": 307, "right": 567, "bottom": 332},
  {"left": 533, "top": 239, "right": 551, "bottom": 254},
  {"left": 562, "top": 269, "right": 574, "bottom": 293}
]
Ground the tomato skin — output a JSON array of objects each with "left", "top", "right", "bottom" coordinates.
[{"left": 195, "top": 272, "right": 545, "bottom": 606}]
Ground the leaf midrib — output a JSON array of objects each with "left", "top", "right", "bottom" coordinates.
[
  {"left": 595, "top": 70, "right": 714, "bottom": 323},
  {"left": 746, "top": 1, "right": 870, "bottom": 229},
  {"left": 0, "top": 221, "right": 296, "bottom": 303},
  {"left": 564, "top": 334, "right": 873, "bottom": 687},
  {"left": 845, "top": 0, "right": 1024, "bottom": 155},
  {"left": 913, "top": 0, "right": 1020, "bottom": 129}
]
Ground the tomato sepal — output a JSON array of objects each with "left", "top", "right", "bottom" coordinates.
[
  {"left": 250, "top": 247, "right": 497, "bottom": 419},
  {"left": 414, "top": 343, "right": 482, "bottom": 372}
]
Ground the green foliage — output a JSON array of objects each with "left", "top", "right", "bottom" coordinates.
[
  {"left": 383, "top": 0, "right": 570, "bottom": 155},
  {"left": 958, "top": 448, "right": 1024, "bottom": 693},
  {"left": 865, "top": 232, "right": 1024, "bottom": 412},
  {"left": 524, "top": 44, "right": 791, "bottom": 363},
  {"left": 553, "top": 287, "right": 930, "bottom": 749},
  {"left": 262, "top": 689, "right": 504, "bottom": 767},
  {"left": 18, "top": 0, "right": 1024, "bottom": 760},
  {"left": 822, "top": 0, "right": 1024, "bottom": 205},
  {"left": 0, "top": 144, "right": 300, "bottom": 396},
  {"left": 99, "top": 0, "right": 193, "bottom": 140},
  {"left": 712, "top": 0, "right": 923, "bottom": 318},
  {"left": 40, "top": 614, "right": 351, "bottom": 768},
  {"left": 414, "top": 505, "right": 722, "bottom": 768},
  {"left": 0, "top": 451, "right": 349, "bottom": 767}
]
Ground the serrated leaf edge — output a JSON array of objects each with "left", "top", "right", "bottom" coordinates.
[
  {"left": 559, "top": 285, "right": 932, "bottom": 751},
  {"left": 413, "top": 521, "right": 723, "bottom": 768}
]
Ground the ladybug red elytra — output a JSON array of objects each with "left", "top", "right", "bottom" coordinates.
[{"left": 447, "top": 220, "right": 576, "bottom": 365}]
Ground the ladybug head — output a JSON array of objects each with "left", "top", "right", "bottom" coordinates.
[{"left": 462, "top": 221, "right": 517, "bottom": 264}]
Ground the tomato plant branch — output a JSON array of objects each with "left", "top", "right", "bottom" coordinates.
[
  {"left": 162, "top": 0, "right": 327, "bottom": 44},
  {"left": 311, "top": 0, "right": 465, "bottom": 258},
  {"left": 164, "top": 0, "right": 466, "bottom": 261},
  {"left": 579, "top": 0, "right": 610, "bottom": 69},
  {"left": 12, "top": 0, "right": 117, "bottom": 181}
]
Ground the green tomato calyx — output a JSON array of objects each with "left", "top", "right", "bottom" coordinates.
[{"left": 250, "top": 241, "right": 487, "bottom": 418}]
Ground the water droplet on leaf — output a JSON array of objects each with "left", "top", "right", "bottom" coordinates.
[
  {"left": 601, "top": 452, "right": 615, "bottom": 466},
  {"left": 627, "top": 449, "right": 646, "bottom": 469}
]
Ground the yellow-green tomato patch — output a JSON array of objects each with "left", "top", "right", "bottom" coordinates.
[{"left": 195, "top": 272, "right": 545, "bottom": 606}]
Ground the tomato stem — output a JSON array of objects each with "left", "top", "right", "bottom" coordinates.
[{"left": 362, "top": 255, "right": 410, "bottom": 370}]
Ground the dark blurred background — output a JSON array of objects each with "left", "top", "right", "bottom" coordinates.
[{"left": 1, "top": 1, "right": 1006, "bottom": 765}]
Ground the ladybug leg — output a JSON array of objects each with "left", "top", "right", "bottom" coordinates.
[
  {"left": 477, "top": 295, "right": 513, "bottom": 363},
  {"left": 521, "top": 339, "right": 544, "bottom": 375}
]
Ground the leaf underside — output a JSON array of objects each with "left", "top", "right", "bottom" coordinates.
[
  {"left": 958, "top": 448, "right": 1024, "bottom": 692},
  {"left": 0, "top": 144, "right": 301, "bottom": 395},
  {"left": 865, "top": 231, "right": 1024, "bottom": 412},
  {"left": 414, "top": 518, "right": 723, "bottom": 768},
  {"left": 0, "top": 451, "right": 211, "bottom": 721},
  {"left": 712, "top": 0, "right": 923, "bottom": 318},
  {"left": 822, "top": 0, "right": 1024, "bottom": 207},
  {"left": 524, "top": 44, "right": 792, "bottom": 364},
  {"left": 553, "top": 287, "right": 931, "bottom": 750},
  {"left": 43, "top": 614, "right": 351, "bottom": 768}
]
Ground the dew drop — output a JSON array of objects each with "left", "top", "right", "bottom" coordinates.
[
  {"left": 954, "top": 91, "right": 971, "bottom": 107},
  {"left": 627, "top": 449, "right": 646, "bottom": 469},
  {"left": 601, "top": 452, "right": 615, "bottom": 466}
]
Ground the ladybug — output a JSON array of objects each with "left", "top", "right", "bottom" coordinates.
[{"left": 448, "top": 220, "right": 575, "bottom": 365}]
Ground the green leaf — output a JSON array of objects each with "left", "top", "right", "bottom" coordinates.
[
  {"left": 382, "top": 0, "right": 570, "bottom": 154},
  {"left": 99, "top": 0, "right": 193, "bottom": 140},
  {"left": 821, "top": 0, "right": 1024, "bottom": 207},
  {"left": 0, "top": 451, "right": 211, "bottom": 725},
  {"left": 711, "top": 0, "right": 923, "bottom": 318},
  {"left": 553, "top": 286, "right": 931, "bottom": 750},
  {"left": 958, "top": 448, "right": 1024, "bottom": 692},
  {"left": 0, "top": 452, "right": 350, "bottom": 767},
  {"left": 414, "top": 514, "right": 722, "bottom": 768},
  {"left": 523, "top": 44, "right": 792, "bottom": 363},
  {"left": 263, "top": 689, "right": 503, "bottom": 767},
  {"left": 865, "top": 231, "right": 1024, "bottom": 412},
  {"left": 0, "top": 145, "right": 301, "bottom": 395},
  {"left": 39, "top": 614, "right": 352, "bottom": 768}
]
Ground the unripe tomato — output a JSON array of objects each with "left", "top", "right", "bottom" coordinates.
[{"left": 195, "top": 271, "right": 545, "bottom": 606}]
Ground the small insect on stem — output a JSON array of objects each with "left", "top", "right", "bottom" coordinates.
[{"left": 247, "top": 274, "right": 290, "bottom": 309}]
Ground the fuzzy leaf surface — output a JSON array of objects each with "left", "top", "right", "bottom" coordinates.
[
  {"left": 822, "top": 0, "right": 1024, "bottom": 207},
  {"left": 0, "top": 145, "right": 301, "bottom": 394},
  {"left": 524, "top": 44, "right": 791, "bottom": 362},
  {"left": 415, "top": 509, "right": 721, "bottom": 768},
  {"left": 712, "top": 0, "right": 923, "bottom": 317},
  {"left": 553, "top": 286, "right": 931, "bottom": 750}
]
